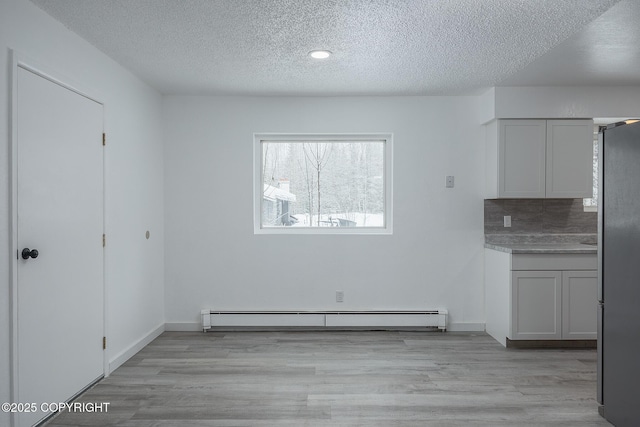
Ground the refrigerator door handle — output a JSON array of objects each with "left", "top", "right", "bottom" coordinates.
[
  {"left": 597, "top": 302, "right": 603, "bottom": 405},
  {"left": 597, "top": 130, "right": 604, "bottom": 303}
]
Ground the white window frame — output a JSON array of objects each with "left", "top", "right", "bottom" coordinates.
[{"left": 253, "top": 133, "right": 393, "bottom": 235}]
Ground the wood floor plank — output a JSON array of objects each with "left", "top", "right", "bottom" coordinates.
[{"left": 43, "top": 331, "right": 611, "bottom": 426}]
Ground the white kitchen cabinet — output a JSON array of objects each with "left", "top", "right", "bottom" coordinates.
[
  {"left": 499, "top": 120, "right": 547, "bottom": 198},
  {"left": 511, "top": 270, "right": 562, "bottom": 340},
  {"left": 562, "top": 270, "right": 598, "bottom": 339},
  {"left": 546, "top": 120, "right": 594, "bottom": 198},
  {"left": 485, "top": 250, "right": 597, "bottom": 346},
  {"left": 485, "top": 119, "right": 593, "bottom": 198}
]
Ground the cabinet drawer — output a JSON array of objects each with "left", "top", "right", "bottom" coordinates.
[{"left": 512, "top": 254, "right": 596, "bottom": 271}]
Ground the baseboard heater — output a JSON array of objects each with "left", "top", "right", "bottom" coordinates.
[{"left": 201, "top": 309, "right": 447, "bottom": 332}]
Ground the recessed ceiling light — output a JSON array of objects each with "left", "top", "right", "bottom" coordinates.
[{"left": 309, "top": 50, "right": 332, "bottom": 59}]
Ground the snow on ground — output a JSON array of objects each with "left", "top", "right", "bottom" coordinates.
[{"left": 291, "top": 212, "right": 384, "bottom": 227}]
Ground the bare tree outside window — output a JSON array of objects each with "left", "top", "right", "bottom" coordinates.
[{"left": 302, "top": 142, "right": 333, "bottom": 226}]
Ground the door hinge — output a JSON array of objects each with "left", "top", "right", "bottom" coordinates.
[
  {"left": 103, "top": 336, "right": 106, "bottom": 350},
  {"left": 102, "top": 234, "right": 106, "bottom": 247},
  {"left": 102, "top": 133, "right": 106, "bottom": 146}
]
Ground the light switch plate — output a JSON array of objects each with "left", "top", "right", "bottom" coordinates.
[{"left": 504, "top": 216, "right": 512, "bottom": 227}]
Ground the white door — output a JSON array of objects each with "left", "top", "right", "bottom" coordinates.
[{"left": 15, "top": 66, "right": 104, "bottom": 427}]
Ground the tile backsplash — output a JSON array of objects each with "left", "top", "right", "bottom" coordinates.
[{"left": 484, "top": 199, "right": 597, "bottom": 243}]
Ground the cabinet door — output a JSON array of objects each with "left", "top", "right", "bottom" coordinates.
[
  {"left": 511, "top": 271, "right": 562, "bottom": 339},
  {"left": 562, "top": 270, "right": 597, "bottom": 339},
  {"left": 546, "top": 120, "right": 593, "bottom": 198},
  {"left": 499, "top": 120, "right": 546, "bottom": 198}
]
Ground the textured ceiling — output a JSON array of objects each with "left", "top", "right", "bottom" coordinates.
[
  {"left": 499, "top": 0, "right": 640, "bottom": 87},
  {"left": 31, "top": 0, "right": 626, "bottom": 96}
]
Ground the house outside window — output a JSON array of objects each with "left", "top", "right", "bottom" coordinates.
[{"left": 262, "top": 180, "right": 297, "bottom": 226}]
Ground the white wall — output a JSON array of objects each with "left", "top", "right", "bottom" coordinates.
[
  {"left": 477, "top": 87, "right": 496, "bottom": 125},
  {"left": 163, "top": 96, "right": 486, "bottom": 330},
  {"left": 480, "top": 86, "right": 640, "bottom": 121},
  {"left": 0, "top": 0, "right": 164, "bottom": 421}
]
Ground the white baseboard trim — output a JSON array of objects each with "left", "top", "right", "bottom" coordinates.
[
  {"left": 108, "top": 323, "right": 165, "bottom": 373},
  {"left": 447, "top": 322, "right": 486, "bottom": 332},
  {"left": 165, "top": 321, "right": 486, "bottom": 332},
  {"left": 165, "top": 322, "right": 202, "bottom": 332}
]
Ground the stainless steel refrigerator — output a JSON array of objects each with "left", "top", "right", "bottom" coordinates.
[{"left": 598, "top": 120, "right": 640, "bottom": 426}]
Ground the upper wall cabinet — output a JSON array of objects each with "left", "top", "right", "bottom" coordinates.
[{"left": 485, "top": 119, "right": 594, "bottom": 199}]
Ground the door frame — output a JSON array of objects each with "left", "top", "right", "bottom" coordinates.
[{"left": 9, "top": 50, "right": 108, "bottom": 425}]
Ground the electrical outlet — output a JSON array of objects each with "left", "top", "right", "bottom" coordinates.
[
  {"left": 336, "top": 290, "right": 344, "bottom": 303},
  {"left": 504, "top": 215, "right": 512, "bottom": 227},
  {"left": 445, "top": 175, "right": 454, "bottom": 188}
]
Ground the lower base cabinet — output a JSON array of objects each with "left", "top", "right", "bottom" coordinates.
[
  {"left": 485, "top": 250, "right": 597, "bottom": 346},
  {"left": 562, "top": 270, "right": 598, "bottom": 339},
  {"left": 511, "top": 270, "right": 597, "bottom": 340},
  {"left": 512, "top": 270, "right": 562, "bottom": 339}
]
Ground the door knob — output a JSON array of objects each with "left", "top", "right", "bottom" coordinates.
[{"left": 21, "top": 248, "right": 39, "bottom": 260}]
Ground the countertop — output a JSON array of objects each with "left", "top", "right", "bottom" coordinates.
[{"left": 484, "top": 243, "right": 597, "bottom": 254}]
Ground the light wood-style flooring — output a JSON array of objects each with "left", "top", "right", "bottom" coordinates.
[{"left": 44, "top": 331, "right": 611, "bottom": 426}]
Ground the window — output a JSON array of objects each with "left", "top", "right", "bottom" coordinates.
[
  {"left": 254, "top": 134, "right": 393, "bottom": 234},
  {"left": 585, "top": 120, "right": 640, "bottom": 211},
  {"left": 583, "top": 125, "right": 599, "bottom": 212}
]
